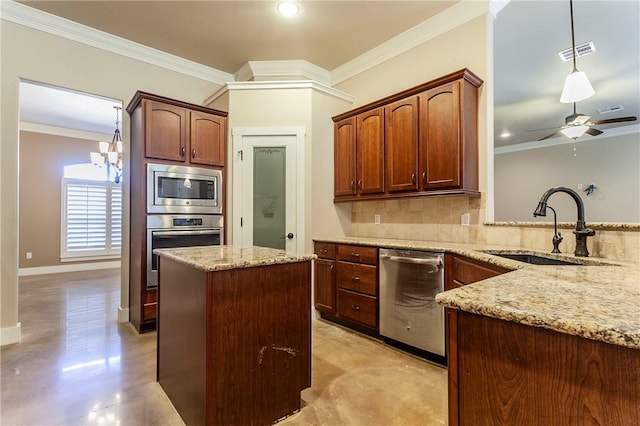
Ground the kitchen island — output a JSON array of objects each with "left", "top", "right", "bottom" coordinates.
[
  {"left": 154, "top": 245, "right": 315, "bottom": 426},
  {"left": 314, "top": 237, "right": 640, "bottom": 425}
]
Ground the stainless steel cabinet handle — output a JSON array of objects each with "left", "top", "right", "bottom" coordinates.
[
  {"left": 357, "top": 180, "right": 362, "bottom": 189},
  {"left": 351, "top": 276, "right": 360, "bottom": 282},
  {"left": 350, "top": 180, "right": 355, "bottom": 190},
  {"left": 351, "top": 253, "right": 360, "bottom": 258},
  {"left": 422, "top": 172, "right": 426, "bottom": 183},
  {"left": 180, "top": 146, "right": 186, "bottom": 157},
  {"left": 411, "top": 173, "right": 416, "bottom": 183},
  {"left": 351, "top": 304, "right": 360, "bottom": 311},
  {"left": 191, "top": 149, "right": 196, "bottom": 158}
]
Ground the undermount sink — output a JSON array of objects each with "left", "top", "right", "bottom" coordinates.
[
  {"left": 481, "top": 250, "right": 592, "bottom": 266},
  {"left": 488, "top": 252, "right": 584, "bottom": 266}
]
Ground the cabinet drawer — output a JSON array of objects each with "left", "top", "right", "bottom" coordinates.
[
  {"left": 143, "top": 302, "right": 157, "bottom": 321},
  {"left": 337, "top": 244, "right": 378, "bottom": 265},
  {"left": 452, "top": 256, "right": 506, "bottom": 286},
  {"left": 314, "top": 242, "right": 336, "bottom": 259},
  {"left": 337, "top": 289, "right": 377, "bottom": 329},
  {"left": 337, "top": 262, "right": 377, "bottom": 296}
]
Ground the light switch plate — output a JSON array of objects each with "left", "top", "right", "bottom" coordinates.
[
  {"left": 461, "top": 213, "right": 470, "bottom": 226},
  {"left": 374, "top": 214, "right": 381, "bottom": 225}
]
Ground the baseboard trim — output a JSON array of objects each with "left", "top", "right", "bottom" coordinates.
[
  {"left": 117, "top": 307, "right": 129, "bottom": 323},
  {"left": 0, "top": 323, "right": 22, "bottom": 346},
  {"left": 19, "top": 261, "right": 121, "bottom": 276}
]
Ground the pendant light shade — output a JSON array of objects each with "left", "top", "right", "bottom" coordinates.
[
  {"left": 90, "top": 106, "right": 123, "bottom": 183},
  {"left": 560, "top": 71, "right": 595, "bottom": 103},
  {"left": 560, "top": 0, "right": 595, "bottom": 103}
]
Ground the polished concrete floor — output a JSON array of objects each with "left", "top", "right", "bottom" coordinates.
[{"left": 1, "top": 269, "right": 447, "bottom": 425}]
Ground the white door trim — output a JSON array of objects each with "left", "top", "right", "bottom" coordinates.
[{"left": 231, "top": 126, "right": 306, "bottom": 253}]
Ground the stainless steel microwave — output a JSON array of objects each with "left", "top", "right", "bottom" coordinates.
[{"left": 147, "top": 163, "right": 222, "bottom": 214}]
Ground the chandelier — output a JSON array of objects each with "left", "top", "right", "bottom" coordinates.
[{"left": 91, "top": 106, "right": 123, "bottom": 183}]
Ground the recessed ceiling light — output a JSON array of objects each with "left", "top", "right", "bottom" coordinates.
[
  {"left": 278, "top": 1, "right": 299, "bottom": 17},
  {"left": 500, "top": 131, "right": 511, "bottom": 138}
]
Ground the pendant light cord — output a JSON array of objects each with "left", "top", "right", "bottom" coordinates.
[{"left": 569, "top": 0, "right": 578, "bottom": 72}]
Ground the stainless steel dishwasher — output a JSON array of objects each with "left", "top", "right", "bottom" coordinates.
[{"left": 379, "top": 248, "right": 445, "bottom": 362}]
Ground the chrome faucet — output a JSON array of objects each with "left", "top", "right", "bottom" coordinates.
[{"left": 533, "top": 186, "right": 595, "bottom": 257}]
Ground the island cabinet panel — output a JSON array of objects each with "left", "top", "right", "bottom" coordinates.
[
  {"left": 385, "top": 96, "right": 419, "bottom": 192},
  {"left": 332, "top": 68, "right": 482, "bottom": 202},
  {"left": 334, "top": 117, "right": 357, "bottom": 197},
  {"left": 157, "top": 257, "right": 311, "bottom": 426},
  {"left": 356, "top": 108, "right": 385, "bottom": 195},
  {"left": 455, "top": 311, "right": 640, "bottom": 426},
  {"left": 444, "top": 254, "right": 509, "bottom": 426}
]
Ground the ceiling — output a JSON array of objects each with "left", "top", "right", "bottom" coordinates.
[{"left": 15, "top": 0, "right": 640, "bottom": 147}]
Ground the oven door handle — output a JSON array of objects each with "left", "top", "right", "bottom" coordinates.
[{"left": 151, "top": 229, "right": 221, "bottom": 237}]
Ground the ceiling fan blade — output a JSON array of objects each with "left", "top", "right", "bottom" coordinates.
[
  {"left": 585, "top": 127, "right": 603, "bottom": 136},
  {"left": 526, "top": 126, "right": 562, "bottom": 132},
  {"left": 590, "top": 116, "right": 637, "bottom": 125},
  {"left": 538, "top": 132, "right": 562, "bottom": 141}
]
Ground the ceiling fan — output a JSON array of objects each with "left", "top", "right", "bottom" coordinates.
[{"left": 535, "top": 103, "right": 637, "bottom": 141}]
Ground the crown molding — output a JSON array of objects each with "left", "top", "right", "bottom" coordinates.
[
  {"left": 330, "top": 0, "right": 489, "bottom": 85},
  {"left": 204, "top": 80, "right": 354, "bottom": 106},
  {"left": 234, "top": 60, "right": 331, "bottom": 85},
  {"left": 494, "top": 124, "right": 640, "bottom": 154},
  {"left": 0, "top": 1, "right": 233, "bottom": 85},
  {"left": 20, "top": 121, "right": 113, "bottom": 141}
]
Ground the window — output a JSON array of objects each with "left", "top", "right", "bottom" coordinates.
[{"left": 61, "top": 164, "right": 122, "bottom": 261}]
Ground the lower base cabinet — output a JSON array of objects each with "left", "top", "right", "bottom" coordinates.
[{"left": 314, "top": 242, "right": 379, "bottom": 334}]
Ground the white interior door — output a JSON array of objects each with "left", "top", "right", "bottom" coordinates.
[{"left": 232, "top": 127, "right": 305, "bottom": 252}]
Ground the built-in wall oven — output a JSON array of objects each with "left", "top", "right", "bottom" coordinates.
[
  {"left": 147, "top": 163, "right": 222, "bottom": 214},
  {"left": 146, "top": 215, "right": 223, "bottom": 288}
]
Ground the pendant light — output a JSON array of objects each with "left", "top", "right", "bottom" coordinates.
[
  {"left": 91, "top": 106, "right": 123, "bottom": 183},
  {"left": 560, "top": 0, "right": 595, "bottom": 103}
]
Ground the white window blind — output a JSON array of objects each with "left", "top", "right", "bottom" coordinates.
[{"left": 61, "top": 178, "right": 122, "bottom": 260}]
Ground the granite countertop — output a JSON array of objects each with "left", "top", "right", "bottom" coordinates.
[
  {"left": 314, "top": 236, "right": 640, "bottom": 350},
  {"left": 154, "top": 245, "right": 316, "bottom": 272}
]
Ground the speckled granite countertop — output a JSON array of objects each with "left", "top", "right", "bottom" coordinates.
[
  {"left": 314, "top": 236, "right": 640, "bottom": 350},
  {"left": 154, "top": 245, "right": 316, "bottom": 272}
]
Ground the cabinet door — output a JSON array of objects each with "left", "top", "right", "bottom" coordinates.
[
  {"left": 190, "top": 111, "right": 225, "bottom": 166},
  {"left": 385, "top": 96, "right": 419, "bottom": 192},
  {"left": 356, "top": 108, "right": 385, "bottom": 194},
  {"left": 420, "top": 82, "right": 461, "bottom": 189},
  {"left": 314, "top": 259, "right": 336, "bottom": 313},
  {"left": 334, "top": 117, "right": 357, "bottom": 197},
  {"left": 144, "top": 100, "right": 188, "bottom": 162}
]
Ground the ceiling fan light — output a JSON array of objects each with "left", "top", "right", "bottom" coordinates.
[
  {"left": 560, "top": 70, "right": 595, "bottom": 103},
  {"left": 560, "top": 125, "right": 589, "bottom": 139}
]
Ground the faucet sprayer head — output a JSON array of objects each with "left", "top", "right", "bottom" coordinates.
[{"left": 533, "top": 202, "right": 547, "bottom": 217}]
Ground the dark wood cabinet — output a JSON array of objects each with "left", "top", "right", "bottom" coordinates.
[
  {"left": 356, "top": 108, "right": 385, "bottom": 195},
  {"left": 314, "top": 242, "right": 379, "bottom": 334},
  {"left": 385, "top": 96, "right": 419, "bottom": 192},
  {"left": 443, "top": 253, "right": 509, "bottom": 426},
  {"left": 126, "top": 91, "right": 227, "bottom": 333},
  {"left": 332, "top": 69, "right": 482, "bottom": 202},
  {"left": 333, "top": 117, "right": 357, "bottom": 197},
  {"left": 314, "top": 242, "right": 336, "bottom": 313},
  {"left": 142, "top": 96, "right": 226, "bottom": 166}
]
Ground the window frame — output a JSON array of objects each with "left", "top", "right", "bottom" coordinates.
[{"left": 60, "top": 177, "right": 122, "bottom": 262}]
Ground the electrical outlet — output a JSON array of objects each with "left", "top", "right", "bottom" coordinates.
[
  {"left": 374, "top": 214, "right": 381, "bottom": 225},
  {"left": 26, "top": 252, "right": 32, "bottom": 259},
  {"left": 461, "top": 213, "right": 470, "bottom": 226}
]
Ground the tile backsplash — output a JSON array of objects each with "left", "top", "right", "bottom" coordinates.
[{"left": 349, "top": 195, "right": 639, "bottom": 263}]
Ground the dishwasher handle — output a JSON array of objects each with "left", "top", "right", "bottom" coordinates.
[{"left": 380, "top": 255, "right": 443, "bottom": 267}]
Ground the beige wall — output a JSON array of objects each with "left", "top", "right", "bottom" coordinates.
[
  {"left": 495, "top": 133, "right": 640, "bottom": 223},
  {"left": 18, "top": 131, "right": 121, "bottom": 269},
  {"left": 1, "top": 20, "right": 223, "bottom": 337}
]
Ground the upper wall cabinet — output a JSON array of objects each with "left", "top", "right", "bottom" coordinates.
[
  {"left": 131, "top": 92, "right": 227, "bottom": 167},
  {"left": 332, "top": 69, "right": 483, "bottom": 202}
]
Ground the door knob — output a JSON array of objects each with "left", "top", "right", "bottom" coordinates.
[{"left": 282, "top": 233, "right": 294, "bottom": 239}]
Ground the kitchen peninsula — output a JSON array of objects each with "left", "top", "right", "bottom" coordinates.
[
  {"left": 314, "top": 236, "right": 639, "bottom": 425},
  {"left": 153, "top": 245, "right": 315, "bottom": 426}
]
